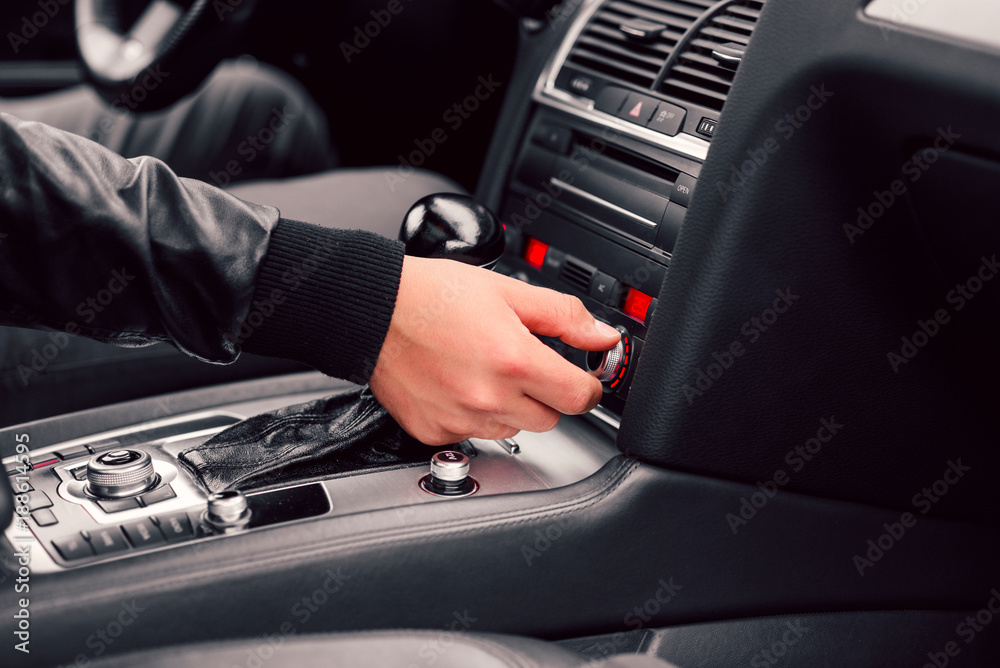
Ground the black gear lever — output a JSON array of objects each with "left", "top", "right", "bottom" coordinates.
[{"left": 399, "top": 194, "right": 505, "bottom": 269}]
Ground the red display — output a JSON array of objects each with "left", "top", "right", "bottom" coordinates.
[
  {"left": 623, "top": 288, "right": 653, "bottom": 323},
  {"left": 522, "top": 237, "right": 549, "bottom": 270}
]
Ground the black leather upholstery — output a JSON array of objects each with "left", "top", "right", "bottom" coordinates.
[
  {"left": 5, "top": 454, "right": 997, "bottom": 667},
  {"left": 86, "top": 630, "right": 677, "bottom": 668},
  {"left": 563, "top": 610, "right": 1000, "bottom": 667},
  {"left": 615, "top": 0, "right": 1000, "bottom": 525}
]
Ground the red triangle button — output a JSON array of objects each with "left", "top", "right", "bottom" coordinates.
[{"left": 628, "top": 101, "right": 643, "bottom": 118}]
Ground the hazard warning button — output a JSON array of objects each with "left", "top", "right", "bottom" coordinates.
[{"left": 617, "top": 93, "right": 658, "bottom": 126}]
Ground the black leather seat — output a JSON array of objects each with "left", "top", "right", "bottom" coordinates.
[{"left": 86, "top": 630, "right": 678, "bottom": 668}]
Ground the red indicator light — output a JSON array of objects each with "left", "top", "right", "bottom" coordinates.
[
  {"left": 33, "top": 458, "right": 60, "bottom": 469},
  {"left": 623, "top": 288, "right": 653, "bottom": 323},
  {"left": 523, "top": 237, "right": 549, "bottom": 270}
]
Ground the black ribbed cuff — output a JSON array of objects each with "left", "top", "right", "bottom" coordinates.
[{"left": 240, "top": 219, "right": 404, "bottom": 384}]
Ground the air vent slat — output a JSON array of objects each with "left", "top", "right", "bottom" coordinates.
[
  {"left": 589, "top": 23, "right": 680, "bottom": 51},
  {"left": 661, "top": 77, "right": 728, "bottom": 104},
  {"left": 604, "top": 2, "right": 697, "bottom": 30},
  {"left": 577, "top": 35, "right": 672, "bottom": 69},
  {"left": 670, "top": 63, "right": 733, "bottom": 88},
  {"left": 561, "top": 260, "right": 595, "bottom": 293},
  {"left": 569, "top": 51, "right": 659, "bottom": 86},
  {"left": 657, "top": 0, "right": 766, "bottom": 116}
]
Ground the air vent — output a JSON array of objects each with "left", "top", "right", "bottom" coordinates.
[
  {"left": 561, "top": 258, "right": 595, "bottom": 294},
  {"left": 659, "top": 0, "right": 764, "bottom": 112},
  {"left": 563, "top": 0, "right": 714, "bottom": 90}
]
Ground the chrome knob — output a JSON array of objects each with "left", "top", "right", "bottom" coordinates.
[
  {"left": 205, "top": 490, "right": 251, "bottom": 530},
  {"left": 420, "top": 450, "right": 477, "bottom": 497},
  {"left": 86, "top": 449, "right": 157, "bottom": 498},
  {"left": 586, "top": 325, "right": 630, "bottom": 390},
  {"left": 430, "top": 450, "right": 470, "bottom": 482}
]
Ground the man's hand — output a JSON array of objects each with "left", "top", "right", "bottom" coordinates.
[{"left": 369, "top": 256, "right": 622, "bottom": 445}]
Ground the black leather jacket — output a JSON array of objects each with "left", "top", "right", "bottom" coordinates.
[{"left": 0, "top": 113, "right": 403, "bottom": 383}]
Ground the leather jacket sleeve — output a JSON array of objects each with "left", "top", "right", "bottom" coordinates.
[{"left": 0, "top": 113, "right": 404, "bottom": 381}]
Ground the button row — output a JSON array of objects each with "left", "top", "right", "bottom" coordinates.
[
  {"left": 95, "top": 484, "right": 177, "bottom": 514},
  {"left": 595, "top": 87, "right": 686, "bottom": 137},
  {"left": 51, "top": 512, "right": 194, "bottom": 562}
]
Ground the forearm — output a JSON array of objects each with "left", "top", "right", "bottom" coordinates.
[{"left": 0, "top": 113, "right": 279, "bottom": 362}]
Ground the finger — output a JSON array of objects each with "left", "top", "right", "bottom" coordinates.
[
  {"left": 497, "top": 394, "right": 563, "bottom": 433},
  {"left": 503, "top": 281, "right": 620, "bottom": 351},
  {"left": 517, "top": 337, "right": 605, "bottom": 415}
]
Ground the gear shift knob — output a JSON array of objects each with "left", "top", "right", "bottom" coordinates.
[{"left": 399, "top": 194, "right": 505, "bottom": 269}]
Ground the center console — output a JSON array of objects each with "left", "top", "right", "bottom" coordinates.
[{"left": 494, "top": 0, "right": 764, "bottom": 417}]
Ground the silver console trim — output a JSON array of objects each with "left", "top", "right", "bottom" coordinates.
[
  {"left": 532, "top": 0, "right": 711, "bottom": 163},
  {"left": 551, "top": 178, "right": 659, "bottom": 228}
]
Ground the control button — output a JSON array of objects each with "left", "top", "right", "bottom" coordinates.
[
  {"left": 671, "top": 173, "right": 697, "bottom": 208},
  {"left": 87, "top": 440, "right": 120, "bottom": 453},
  {"left": 555, "top": 68, "right": 597, "bottom": 98},
  {"left": 646, "top": 103, "right": 686, "bottom": 136},
  {"left": 139, "top": 484, "right": 176, "bottom": 506},
  {"left": 31, "top": 509, "right": 58, "bottom": 527},
  {"left": 522, "top": 237, "right": 549, "bottom": 270},
  {"left": 71, "top": 466, "right": 89, "bottom": 481},
  {"left": 156, "top": 512, "right": 195, "bottom": 542},
  {"left": 595, "top": 87, "right": 628, "bottom": 115},
  {"left": 26, "top": 490, "right": 52, "bottom": 510},
  {"left": 30, "top": 454, "right": 60, "bottom": 469},
  {"left": 205, "top": 490, "right": 251, "bottom": 531},
  {"left": 121, "top": 518, "right": 166, "bottom": 548},
  {"left": 532, "top": 124, "right": 573, "bottom": 155},
  {"left": 586, "top": 326, "right": 631, "bottom": 390},
  {"left": 54, "top": 445, "right": 91, "bottom": 460},
  {"left": 52, "top": 534, "right": 95, "bottom": 561},
  {"left": 96, "top": 497, "right": 141, "bottom": 513},
  {"left": 89, "top": 527, "right": 129, "bottom": 555},
  {"left": 590, "top": 271, "right": 623, "bottom": 307},
  {"left": 624, "top": 287, "right": 655, "bottom": 324},
  {"left": 420, "top": 451, "right": 478, "bottom": 497},
  {"left": 697, "top": 117, "right": 718, "bottom": 137},
  {"left": 618, "top": 93, "right": 657, "bottom": 126},
  {"left": 87, "top": 449, "right": 157, "bottom": 499}
]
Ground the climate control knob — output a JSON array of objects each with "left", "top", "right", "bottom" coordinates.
[
  {"left": 420, "top": 451, "right": 478, "bottom": 497},
  {"left": 586, "top": 325, "right": 631, "bottom": 391},
  {"left": 86, "top": 449, "right": 157, "bottom": 498}
]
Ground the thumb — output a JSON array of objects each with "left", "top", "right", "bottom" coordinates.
[{"left": 505, "top": 280, "right": 621, "bottom": 351}]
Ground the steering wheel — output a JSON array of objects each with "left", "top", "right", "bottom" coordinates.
[{"left": 75, "top": 0, "right": 260, "bottom": 112}]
